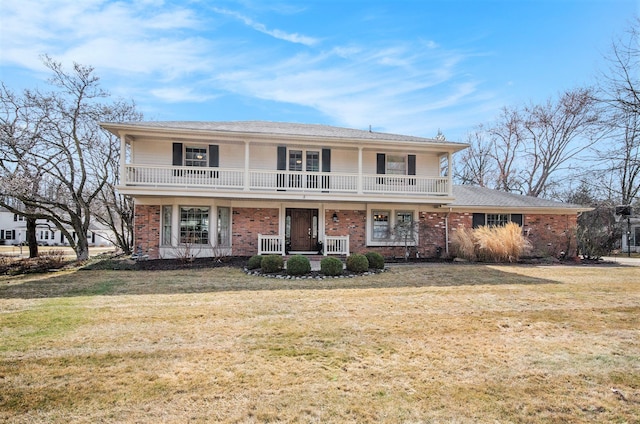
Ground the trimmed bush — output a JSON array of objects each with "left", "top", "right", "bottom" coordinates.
[
  {"left": 346, "top": 253, "right": 369, "bottom": 273},
  {"left": 247, "top": 255, "right": 263, "bottom": 270},
  {"left": 286, "top": 255, "right": 311, "bottom": 276},
  {"left": 261, "top": 254, "right": 284, "bottom": 273},
  {"left": 365, "top": 251, "right": 384, "bottom": 269},
  {"left": 320, "top": 257, "right": 343, "bottom": 276}
]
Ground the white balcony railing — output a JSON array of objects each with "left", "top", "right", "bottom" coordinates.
[{"left": 123, "top": 165, "right": 450, "bottom": 196}]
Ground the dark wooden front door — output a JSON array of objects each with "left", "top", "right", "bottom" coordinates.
[{"left": 289, "top": 208, "right": 318, "bottom": 251}]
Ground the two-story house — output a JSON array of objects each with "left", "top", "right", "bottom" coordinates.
[
  {"left": 101, "top": 121, "right": 588, "bottom": 260},
  {"left": 0, "top": 207, "right": 114, "bottom": 247}
]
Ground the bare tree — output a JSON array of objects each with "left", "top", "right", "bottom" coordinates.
[
  {"left": 595, "top": 18, "right": 640, "bottom": 207},
  {"left": 454, "top": 126, "right": 496, "bottom": 187},
  {"left": 488, "top": 107, "right": 525, "bottom": 192},
  {"left": 455, "top": 88, "right": 601, "bottom": 198},
  {"left": 0, "top": 56, "right": 140, "bottom": 260}
]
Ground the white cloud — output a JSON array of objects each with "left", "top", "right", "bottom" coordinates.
[
  {"left": 150, "top": 87, "right": 218, "bottom": 103},
  {"left": 212, "top": 7, "right": 319, "bottom": 46},
  {"left": 0, "top": 1, "right": 492, "bottom": 139}
]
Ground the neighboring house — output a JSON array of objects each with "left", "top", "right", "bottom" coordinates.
[
  {"left": 620, "top": 215, "right": 640, "bottom": 253},
  {"left": 0, "top": 207, "right": 114, "bottom": 247},
  {"left": 101, "top": 121, "right": 589, "bottom": 260}
]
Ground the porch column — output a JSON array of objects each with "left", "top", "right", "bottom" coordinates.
[
  {"left": 120, "top": 134, "right": 127, "bottom": 185},
  {"left": 244, "top": 141, "right": 250, "bottom": 191},
  {"left": 447, "top": 152, "right": 453, "bottom": 196},
  {"left": 358, "top": 147, "right": 363, "bottom": 194}
]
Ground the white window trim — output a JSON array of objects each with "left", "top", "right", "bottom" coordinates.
[
  {"left": 184, "top": 145, "right": 208, "bottom": 167},
  {"left": 366, "top": 206, "right": 418, "bottom": 247}
]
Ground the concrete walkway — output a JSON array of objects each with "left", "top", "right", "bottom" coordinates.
[{"left": 603, "top": 256, "right": 640, "bottom": 267}]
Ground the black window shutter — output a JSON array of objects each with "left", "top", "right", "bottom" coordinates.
[
  {"left": 13, "top": 214, "right": 17, "bottom": 222},
  {"left": 209, "top": 145, "right": 219, "bottom": 167},
  {"left": 408, "top": 154, "right": 416, "bottom": 185},
  {"left": 408, "top": 155, "right": 416, "bottom": 175},
  {"left": 376, "top": 153, "right": 386, "bottom": 174},
  {"left": 322, "top": 148, "right": 331, "bottom": 172},
  {"left": 172, "top": 143, "right": 183, "bottom": 166},
  {"left": 321, "top": 149, "right": 331, "bottom": 190},
  {"left": 472, "top": 213, "right": 485, "bottom": 228},
  {"left": 510, "top": 214, "right": 523, "bottom": 226},
  {"left": 277, "top": 146, "right": 287, "bottom": 170},
  {"left": 0, "top": 230, "right": 4, "bottom": 239}
]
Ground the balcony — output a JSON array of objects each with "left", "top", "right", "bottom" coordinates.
[{"left": 122, "top": 164, "right": 451, "bottom": 200}]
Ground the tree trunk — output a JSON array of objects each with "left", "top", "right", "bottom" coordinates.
[
  {"left": 75, "top": 235, "right": 90, "bottom": 261},
  {"left": 26, "top": 217, "right": 38, "bottom": 258}
]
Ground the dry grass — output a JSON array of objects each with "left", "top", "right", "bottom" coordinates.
[
  {"left": 1, "top": 263, "right": 639, "bottom": 423},
  {"left": 452, "top": 223, "right": 531, "bottom": 262}
]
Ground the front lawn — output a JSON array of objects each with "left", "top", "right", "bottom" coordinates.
[{"left": 1, "top": 264, "right": 638, "bottom": 423}]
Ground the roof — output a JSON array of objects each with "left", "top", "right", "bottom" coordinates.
[
  {"left": 450, "top": 185, "right": 591, "bottom": 211},
  {"left": 102, "top": 120, "right": 465, "bottom": 146}
]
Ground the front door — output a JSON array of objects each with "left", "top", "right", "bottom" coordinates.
[{"left": 288, "top": 208, "right": 318, "bottom": 251}]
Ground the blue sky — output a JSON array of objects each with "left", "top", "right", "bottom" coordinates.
[{"left": 0, "top": 0, "right": 636, "bottom": 141}]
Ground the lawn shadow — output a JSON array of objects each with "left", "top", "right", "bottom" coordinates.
[{"left": 0, "top": 263, "right": 562, "bottom": 299}]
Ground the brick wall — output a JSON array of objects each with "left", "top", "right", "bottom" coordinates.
[
  {"left": 448, "top": 212, "right": 578, "bottom": 259},
  {"left": 132, "top": 204, "right": 579, "bottom": 260},
  {"left": 524, "top": 214, "right": 578, "bottom": 257},
  {"left": 233, "top": 208, "right": 280, "bottom": 256},
  {"left": 325, "top": 209, "right": 366, "bottom": 254},
  {"left": 134, "top": 205, "right": 161, "bottom": 259}
]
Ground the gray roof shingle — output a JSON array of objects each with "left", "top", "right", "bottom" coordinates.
[
  {"left": 106, "top": 120, "right": 463, "bottom": 145},
  {"left": 451, "top": 185, "right": 588, "bottom": 210}
]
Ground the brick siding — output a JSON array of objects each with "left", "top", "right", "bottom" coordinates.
[
  {"left": 233, "top": 208, "right": 280, "bottom": 256},
  {"left": 134, "top": 205, "right": 161, "bottom": 259},
  {"left": 132, "top": 204, "right": 579, "bottom": 260}
]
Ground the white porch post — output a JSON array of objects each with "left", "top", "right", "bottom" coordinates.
[
  {"left": 120, "top": 134, "right": 127, "bottom": 185},
  {"left": 447, "top": 152, "right": 453, "bottom": 196},
  {"left": 244, "top": 141, "right": 250, "bottom": 191},
  {"left": 357, "top": 147, "right": 363, "bottom": 194}
]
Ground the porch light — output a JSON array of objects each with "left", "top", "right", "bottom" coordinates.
[{"left": 332, "top": 212, "right": 339, "bottom": 223}]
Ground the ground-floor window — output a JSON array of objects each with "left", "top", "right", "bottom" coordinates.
[
  {"left": 1, "top": 230, "right": 15, "bottom": 240},
  {"left": 162, "top": 205, "right": 172, "bottom": 246},
  {"left": 372, "top": 210, "right": 390, "bottom": 240},
  {"left": 370, "top": 209, "right": 416, "bottom": 245},
  {"left": 473, "top": 213, "right": 523, "bottom": 228},
  {"left": 634, "top": 226, "right": 640, "bottom": 247},
  {"left": 486, "top": 214, "right": 510, "bottom": 227},
  {"left": 217, "top": 207, "right": 231, "bottom": 247},
  {"left": 180, "top": 206, "right": 210, "bottom": 245}
]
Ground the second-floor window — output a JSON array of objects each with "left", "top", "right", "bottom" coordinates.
[
  {"left": 172, "top": 143, "right": 219, "bottom": 168},
  {"left": 386, "top": 155, "right": 406, "bottom": 175},
  {"left": 185, "top": 147, "right": 207, "bottom": 167}
]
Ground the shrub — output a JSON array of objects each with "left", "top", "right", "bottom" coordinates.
[
  {"left": 261, "top": 255, "right": 284, "bottom": 273},
  {"left": 320, "top": 257, "right": 343, "bottom": 276},
  {"left": 346, "top": 253, "right": 369, "bottom": 273},
  {"left": 247, "top": 255, "right": 263, "bottom": 270},
  {"left": 451, "top": 227, "right": 477, "bottom": 261},
  {"left": 286, "top": 255, "right": 311, "bottom": 276},
  {"left": 365, "top": 251, "right": 384, "bottom": 269},
  {"left": 451, "top": 222, "right": 531, "bottom": 262}
]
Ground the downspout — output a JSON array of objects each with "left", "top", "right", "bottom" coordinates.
[{"left": 445, "top": 208, "right": 451, "bottom": 255}]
